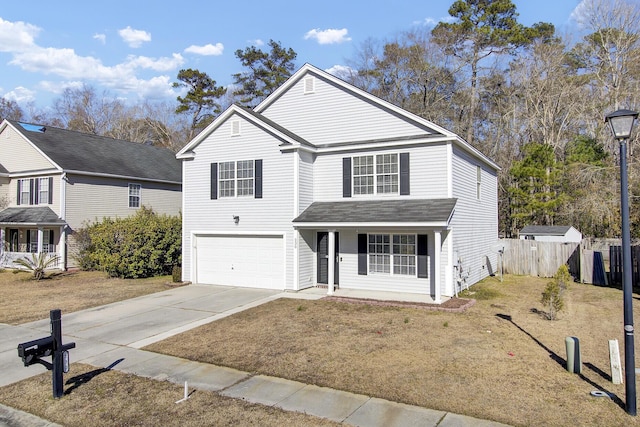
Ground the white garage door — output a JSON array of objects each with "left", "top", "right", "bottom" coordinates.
[{"left": 195, "top": 234, "right": 284, "bottom": 289}]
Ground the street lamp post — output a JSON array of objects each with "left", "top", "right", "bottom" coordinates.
[{"left": 605, "top": 108, "right": 638, "bottom": 416}]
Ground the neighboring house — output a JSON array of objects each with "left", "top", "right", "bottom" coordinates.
[
  {"left": 0, "top": 119, "right": 182, "bottom": 269},
  {"left": 519, "top": 225, "right": 582, "bottom": 243},
  {"left": 177, "top": 63, "right": 500, "bottom": 302}
]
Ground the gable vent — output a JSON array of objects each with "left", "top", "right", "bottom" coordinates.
[
  {"left": 231, "top": 120, "right": 241, "bottom": 136},
  {"left": 304, "top": 76, "right": 315, "bottom": 94}
]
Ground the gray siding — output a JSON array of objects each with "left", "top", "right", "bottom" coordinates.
[
  {"left": 298, "top": 151, "right": 314, "bottom": 213},
  {"left": 64, "top": 174, "right": 181, "bottom": 231}
]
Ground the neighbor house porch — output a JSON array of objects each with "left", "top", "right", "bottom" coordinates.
[{"left": 0, "top": 207, "right": 66, "bottom": 270}]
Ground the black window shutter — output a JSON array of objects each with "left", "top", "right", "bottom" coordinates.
[
  {"left": 29, "top": 179, "right": 35, "bottom": 205},
  {"left": 358, "top": 233, "right": 367, "bottom": 275},
  {"left": 48, "top": 177, "right": 53, "bottom": 204},
  {"left": 16, "top": 180, "right": 21, "bottom": 205},
  {"left": 49, "top": 230, "right": 54, "bottom": 249},
  {"left": 255, "top": 159, "right": 263, "bottom": 199},
  {"left": 34, "top": 178, "right": 40, "bottom": 204},
  {"left": 342, "top": 157, "right": 351, "bottom": 198},
  {"left": 26, "top": 231, "right": 30, "bottom": 249},
  {"left": 210, "top": 163, "right": 218, "bottom": 200},
  {"left": 400, "top": 152, "right": 410, "bottom": 195},
  {"left": 417, "top": 234, "right": 428, "bottom": 278}
]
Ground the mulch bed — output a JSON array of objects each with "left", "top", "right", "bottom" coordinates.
[{"left": 322, "top": 295, "right": 475, "bottom": 312}]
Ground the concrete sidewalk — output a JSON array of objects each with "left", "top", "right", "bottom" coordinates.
[{"left": 0, "top": 284, "right": 510, "bottom": 427}]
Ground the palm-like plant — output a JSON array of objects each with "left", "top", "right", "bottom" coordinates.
[{"left": 13, "top": 252, "right": 60, "bottom": 280}]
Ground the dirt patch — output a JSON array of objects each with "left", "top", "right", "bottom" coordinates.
[{"left": 322, "top": 295, "right": 475, "bottom": 312}]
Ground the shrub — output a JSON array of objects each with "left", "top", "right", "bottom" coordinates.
[
  {"left": 74, "top": 207, "right": 181, "bottom": 279},
  {"left": 172, "top": 265, "right": 182, "bottom": 283},
  {"left": 14, "top": 253, "right": 60, "bottom": 280},
  {"left": 541, "top": 264, "right": 571, "bottom": 320}
]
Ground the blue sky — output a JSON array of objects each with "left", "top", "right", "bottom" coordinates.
[{"left": 0, "top": 0, "right": 588, "bottom": 111}]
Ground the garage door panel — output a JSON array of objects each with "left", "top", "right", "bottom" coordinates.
[{"left": 195, "top": 235, "right": 284, "bottom": 289}]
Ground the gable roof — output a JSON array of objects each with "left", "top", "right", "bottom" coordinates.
[
  {"left": 177, "top": 64, "right": 500, "bottom": 171},
  {"left": 177, "top": 104, "right": 310, "bottom": 158},
  {"left": 293, "top": 199, "right": 457, "bottom": 226},
  {"left": 520, "top": 225, "right": 576, "bottom": 236},
  {"left": 3, "top": 120, "right": 181, "bottom": 184}
]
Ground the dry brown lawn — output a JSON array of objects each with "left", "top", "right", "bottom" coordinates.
[
  {"left": 144, "top": 275, "right": 640, "bottom": 427},
  {"left": 0, "top": 269, "right": 179, "bottom": 324},
  {"left": 0, "top": 363, "right": 339, "bottom": 426}
]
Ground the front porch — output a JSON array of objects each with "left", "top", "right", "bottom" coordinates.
[{"left": 0, "top": 206, "right": 67, "bottom": 270}]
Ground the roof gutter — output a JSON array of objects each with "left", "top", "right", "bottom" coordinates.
[{"left": 62, "top": 169, "right": 181, "bottom": 185}]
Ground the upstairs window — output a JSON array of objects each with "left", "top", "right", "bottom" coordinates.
[
  {"left": 128, "top": 184, "right": 141, "bottom": 208},
  {"left": 19, "top": 179, "right": 30, "bottom": 205},
  {"left": 350, "top": 153, "right": 400, "bottom": 196},
  {"left": 38, "top": 177, "right": 49, "bottom": 205},
  {"left": 214, "top": 160, "right": 262, "bottom": 199}
]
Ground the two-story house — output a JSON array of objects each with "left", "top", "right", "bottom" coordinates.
[
  {"left": 177, "top": 64, "right": 500, "bottom": 301},
  {"left": 0, "top": 119, "right": 182, "bottom": 270}
]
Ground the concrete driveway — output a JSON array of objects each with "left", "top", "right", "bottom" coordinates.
[{"left": 0, "top": 284, "right": 286, "bottom": 387}]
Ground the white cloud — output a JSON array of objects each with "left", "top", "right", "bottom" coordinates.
[
  {"left": 0, "top": 17, "right": 40, "bottom": 52},
  {"left": 184, "top": 43, "right": 224, "bottom": 56},
  {"left": 570, "top": 0, "right": 590, "bottom": 28},
  {"left": 248, "top": 39, "right": 264, "bottom": 46},
  {"left": 325, "top": 64, "right": 354, "bottom": 79},
  {"left": 93, "top": 33, "right": 106, "bottom": 44},
  {"left": 118, "top": 26, "right": 151, "bottom": 48},
  {"left": 416, "top": 16, "right": 455, "bottom": 27},
  {"left": 304, "top": 28, "right": 351, "bottom": 45},
  {"left": 3, "top": 86, "right": 35, "bottom": 103},
  {"left": 125, "top": 53, "right": 184, "bottom": 71}
]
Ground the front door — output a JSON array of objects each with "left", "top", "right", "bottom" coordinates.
[
  {"left": 9, "top": 229, "right": 18, "bottom": 252},
  {"left": 317, "top": 232, "right": 339, "bottom": 285}
]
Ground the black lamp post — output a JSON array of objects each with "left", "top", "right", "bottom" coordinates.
[{"left": 605, "top": 108, "right": 638, "bottom": 416}]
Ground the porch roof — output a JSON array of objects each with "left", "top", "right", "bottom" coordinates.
[
  {"left": 292, "top": 198, "right": 457, "bottom": 228},
  {"left": 0, "top": 207, "right": 66, "bottom": 226}
]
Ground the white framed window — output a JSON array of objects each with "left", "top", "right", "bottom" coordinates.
[
  {"left": 28, "top": 229, "right": 38, "bottom": 253},
  {"left": 353, "top": 155, "right": 374, "bottom": 195},
  {"left": 219, "top": 160, "right": 254, "bottom": 197},
  {"left": 128, "top": 184, "right": 141, "bottom": 208},
  {"left": 368, "top": 233, "right": 416, "bottom": 276},
  {"left": 219, "top": 162, "right": 236, "bottom": 197},
  {"left": 38, "top": 177, "right": 49, "bottom": 205},
  {"left": 19, "top": 179, "right": 30, "bottom": 205},
  {"left": 353, "top": 154, "right": 398, "bottom": 195}
]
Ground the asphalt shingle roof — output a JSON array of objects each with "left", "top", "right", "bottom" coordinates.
[
  {"left": 520, "top": 225, "right": 573, "bottom": 236},
  {"left": 0, "top": 207, "right": 65, "bottom": 225},
  {"left": 7, "top": 120, "right": 181, "bottom": 183},
  {"left": 293, "top": 198, "right": 457, "bottom": 224}
]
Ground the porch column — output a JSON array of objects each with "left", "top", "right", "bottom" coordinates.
[
  {"left": 434, "top": 230, "right": 442, "bottom": 303},
  {"left": 327, "top": 230, "right": 335, "bottom": 295},
  {"left": 0, "top": 228, "right": 4, "bottom": 255},
  {"left": 60, "top": 226, "right": 66, "bottom": 270},
  {"left": 37, "top": 227, "right": 44, "bottom": 253}
]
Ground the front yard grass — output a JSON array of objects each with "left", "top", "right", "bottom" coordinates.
[
  {"left": 143, "top": 275, "right": 640, "bottom": 427},
  {"left": 0, "top": 269, "right": 179, "bottom": 324},
  {"left": 1, "top": 271, "right": 639, "bottom": 426}
]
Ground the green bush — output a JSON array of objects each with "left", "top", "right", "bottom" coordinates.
[
  {"left": 541, "top": 264, "right": 571, "bottom": 320},
  {"left": 74, "top": 207, "right": 181, "bottom": 279},
  {"left": 172, "top": 265, "right": 182, "bottom": 283}
]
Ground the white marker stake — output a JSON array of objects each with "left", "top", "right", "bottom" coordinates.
[
  {"left": 609, "top": 339, "right": 623, "bottom": 385},
  {"left": 175, "top": 381, "right": 190, "bottom": 403}
]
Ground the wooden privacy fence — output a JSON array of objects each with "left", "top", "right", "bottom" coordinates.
[
  {"left": 500, "top": 239, "right": 580, "bottom": 278},
  {"left": 609, "top": 245, "right": 640, "bottom": 286}
]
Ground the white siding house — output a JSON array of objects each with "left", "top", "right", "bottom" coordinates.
[
  {"left": 519, "top": 226, "right": 582, "bottom": 243},
  {"left": 177, "top": 63, "right": 500, "bottom": 301}
]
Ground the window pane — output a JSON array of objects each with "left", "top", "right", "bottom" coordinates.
[
  {"left": 237, "top": 160, "right": 254, "bottom": 196},
  {"left": 375, "top": 154, "right": 399, "bottom": 194},
  {"left": 353, "top": 156, "right": 374, "bottom": 195},
  {"left": 219, "top": 162, "right": 236, "bottom": 197},
  {"left": 128, "top": 184, "right": 141, "bottom": 208}
]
